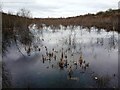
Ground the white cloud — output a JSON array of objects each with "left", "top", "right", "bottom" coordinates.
[{"left": 1, "top": 0, "right": 119, "bottom": 18}]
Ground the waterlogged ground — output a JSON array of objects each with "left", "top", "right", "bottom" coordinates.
[{"left": 3, "top": 26, "right": 118, "bottom": 88}]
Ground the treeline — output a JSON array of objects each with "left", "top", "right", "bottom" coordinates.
[
  {"left": 33, "top": 9, "right": 120, "bottom": 32},
  {"left": 2, "top": 9, "right": 120, "bottom": 33},
  {"left": 2, "top": 9, "right": 120, "bottom": 50},
  {"left": 2, "top": 9, "right": 120, "bottom": 54}
]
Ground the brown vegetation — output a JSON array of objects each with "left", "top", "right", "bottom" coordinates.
[
  {"left": 2, "top": 9, "right": 120, "bottom": 53},
  {"left": 2, "top": 9, "right": 120, "bottom": 33},
  {"left": 33, "top": 9, "right": 120, "bottom": 32},
  {"left": 2, "top": 9, "right": 120, "bottom": 54}
]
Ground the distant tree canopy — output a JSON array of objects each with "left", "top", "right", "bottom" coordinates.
[
  {"left": 16, "top": 8, "right": 32, "bottom": 18},
  {"left": 96, "top": 11, "right": 104, "bottom": 15}
]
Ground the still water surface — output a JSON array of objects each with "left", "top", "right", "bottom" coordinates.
[{"left": 3, "top": 26, "right": 118, "bottom": 88}]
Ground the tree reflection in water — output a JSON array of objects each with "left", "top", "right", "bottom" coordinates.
[{"left": 3, "top": 25, "right": 118, "bottom": 88}]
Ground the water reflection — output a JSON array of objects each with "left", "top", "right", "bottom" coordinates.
[{"left": 3, "top": 25, "right": 118, "bottom": 88}]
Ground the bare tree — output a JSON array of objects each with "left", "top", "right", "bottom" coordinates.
[
  {"left": 13, "top": 8, "right": 33, "bottom": 57},
  {"left": 16, "top": 8, "right": 32, "bottom": 18},
  {"left": 8, "top": 11, "right": 13, "bottom": 15}
]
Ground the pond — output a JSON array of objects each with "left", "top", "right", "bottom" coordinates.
[{"left": 3, "top": 25, "right": 118, "bottom": 88}]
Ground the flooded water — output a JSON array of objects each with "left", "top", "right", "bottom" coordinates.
[{"left": 3, "top": 25, "right": 118, "bottom": 88}]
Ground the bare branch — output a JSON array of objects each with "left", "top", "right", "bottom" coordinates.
[{"left": 16, "top": 8, "right": 32, "bottom": 18}]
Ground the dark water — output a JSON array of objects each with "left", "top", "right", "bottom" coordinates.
[{"left": 3, "top": 25, "right": 118, "bottom": 88}]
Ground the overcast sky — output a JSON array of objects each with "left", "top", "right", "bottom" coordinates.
[{"left": 1, "top": 0, "right": 119, "bottom": 18}]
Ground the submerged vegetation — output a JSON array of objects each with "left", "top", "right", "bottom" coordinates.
[{"left": 2, "top": 28, "right": 118, "bottom": 88}]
